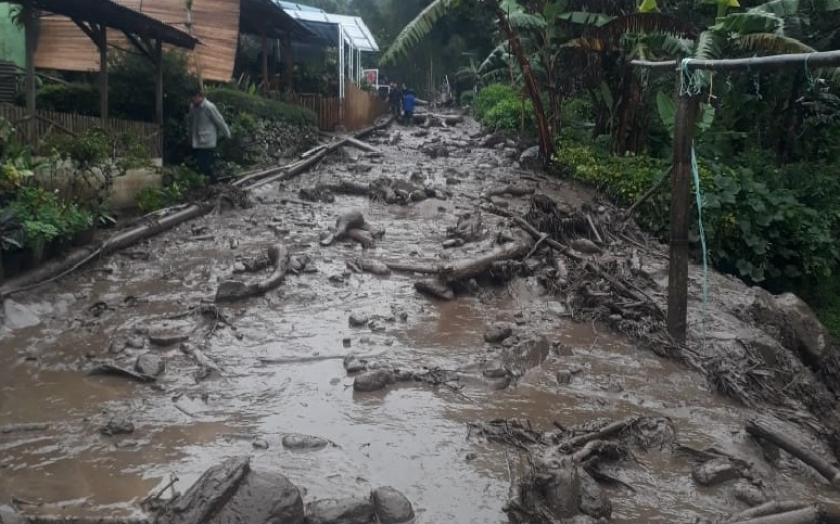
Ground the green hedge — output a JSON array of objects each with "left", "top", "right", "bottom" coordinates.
[
  {"left": 553, "top": 140, "right": 840, "bottom": 286},
  {"left": 18, "top": 83, "right": 100, "bottom": 116},
  {"left": 206, "top": 87, "right": 316, "bottom": 127},
  {"left": 474, "top": 83, "right": 535, "bottom": 134}
]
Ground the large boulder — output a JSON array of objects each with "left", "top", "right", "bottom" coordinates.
[
  {"left": 208, "top": 470, "right": 304, "bottom": 524},
  {"left": 135, "top": 353, "right": 165, "bottom": 377},
  {"left": 305, "top": 497, "right": 375, "bottom": 524},
  {"left": 0, "top": 505, "right": 24, "bottom": 524},
  {"left": 519, "top": 145, "right": 541, "bottom": 170},
  {"left": 353, "top": 369, "right": 395, "bottom": 392},
  {"left": 746, "top": 288, "right": 829, "bottom": 364},
  {"left": 157, "top": 457, "right": 304, "bottom": 524},
  {"left": 371, "top": 487, "right": 415, "bottom": 524}
]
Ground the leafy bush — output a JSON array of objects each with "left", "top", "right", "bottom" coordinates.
[
  {"left": 136, "top": 164, "right": 205, "bottom": 213},
  {"left": 553, "top": 140, "right": 840, "bottom": 286},
  {"left": 24, "top": 83, "right": 100, "bottom": 116},
  {"left": 460, "top": 90, "right": 475, "bottom": 107},
  {"left": 475, "top": 84, "right": 517, "bottom": 121},
  {"left": 206, "top": 87, "right": 316, "bottom": 128},
  {"left": 483, "top": 96, "right": 535, "bottom": 134}
]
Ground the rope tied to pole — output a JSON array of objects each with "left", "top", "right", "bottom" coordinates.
[
  {"left": 679, "top": 58, "right": 702, "bottom": 96},
  {"left": 803, "top": 53, "right": 816, "bottom": 91},
  {"left": 690, "top": 143, "right": 709, "bottom": 348}
]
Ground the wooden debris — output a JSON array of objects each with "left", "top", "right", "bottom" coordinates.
[
  {"left": 215, "top": 244, "right": 290, "bottom": 303},
  {"left": 0, "top": 423, "right": 50, "bottom": 434},
  {"left": 87, "top": 362, "right": 156, "bottom": 383}
]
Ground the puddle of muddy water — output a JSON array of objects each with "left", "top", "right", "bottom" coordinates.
[{"left": 1, "top": 121, "right": 836, "bottom": 524}]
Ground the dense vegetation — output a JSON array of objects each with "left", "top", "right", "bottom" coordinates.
[{"left": 359, "top": 0, "right": 840, "bottom": 331}]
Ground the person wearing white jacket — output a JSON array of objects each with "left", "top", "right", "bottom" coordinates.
[{"left": 187, "top": 87, "right": 231, "bottom": 184}]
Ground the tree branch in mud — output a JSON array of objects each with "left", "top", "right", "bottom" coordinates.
[
  {"left": 746, "top": 419, "right": 840, "bottom": 489},
  {"left": 725, "top": 501, "right": 810, "bottom": 523},
  {"left": 726, "top": 506, "right": 822, "bottom": 524},
  {"left": 215, "top": 244, "right": 290, "bottom": 303}
]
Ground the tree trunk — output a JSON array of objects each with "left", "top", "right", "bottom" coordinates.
[
  {"left": 491, "top": 1, "right": 552, "bottom": 167},
  {"left": 776, "top": 71, "right": 803, "bottom": 167}
]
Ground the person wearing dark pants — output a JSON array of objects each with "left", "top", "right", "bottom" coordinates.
[
  {"left": 402, "top": 89, "right": 416, "bottom": 126},
  {"left": 387, "top": 82, "right": 402, "bottom": 120},
  {"left": 188, "top": 87, "right": 231, "bottom": 184}
]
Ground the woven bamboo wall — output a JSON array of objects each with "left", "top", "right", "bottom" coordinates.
[{"left": 34, "top": 0, "right": 240, "bottom": 82}]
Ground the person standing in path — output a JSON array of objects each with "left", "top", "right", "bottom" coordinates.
[
  {"left": 388, "top": 82, "right": 402, "bottom": 120},
  {"left": 188, "top": 87, "right": 231, "bottom": 184},
  {"left": 402, "top": 89, "right": 416, "bottom": 126}
]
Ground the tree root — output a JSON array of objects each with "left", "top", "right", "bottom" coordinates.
[{"left": 215, "top": 245, "right": 290, "bottom": 303}]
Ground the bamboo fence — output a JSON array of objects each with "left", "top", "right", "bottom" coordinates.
[
  {"left": 0, "top": 103, "right": 162, "bottom": 158},
  {"left": 287, "top": 82, "right": 388, "bottom": 132}
]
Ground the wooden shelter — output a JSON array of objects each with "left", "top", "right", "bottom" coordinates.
[{"left": 1, "top": 0, "right": 197, "bottom": 138}]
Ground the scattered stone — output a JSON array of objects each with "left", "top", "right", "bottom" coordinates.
[
  {"left": 349, "top": 313, "right": 369, "bottom": 327},
  {"left": 484, "top": 322, "right": 514, "bottom": 344},
  {"left": 135, "top": 354, "right": 165, "bottom": 377},
  {"left": 371, "top": 486, "right": 415, "bottom": 524},
  {"left": 570, "top": 238, "right": 602, "bottom": 255},
  {"left": 305, "top": 497, "right": 375, "bottom": 524},
  {"left": 353, "top": 369, "right": 395, "bottom": 392},
  {"left": 414, "top": 280, "right": 454, "bottom": 301},
  {"left": 125, "top": 336, "right": 146, "bottom": 349},
  {"left": 692, "top": 458, "right": 740, "bottom": 486},
  {"left": 23, "top": 347, "right": 40, "bottom": 361},
  {"left": 557, "top": 370, "right": 573, "bottom": 384},
  {"left": 282, "top": 434, "right": 331, "bottom": 450},
  {"left": 233, "top": 262, "right": 247, "bottom": 273},
  {"left": 733, "top": 481, "right": 766, "bottom": 506},
  {"left": 115, "top": 439, "right": 139, "bottom": 449},
  {"left": 518, "top": 145, "right": 541, "bottom": 170},
  {"left": 2, "top": 299, "right": 40, "bottom": 330},
  {"left": 579, "top": 470, "right": 612, "bottom": 519},
  {"left": 465, "top": 452, "right": 478, "bottom": 461},
  {"left": 252, "top": 439, "right": 269, "bottom": 450},
  {"left": 0, "top": 504, "right": 25, "bottom": 524},
  {"left": 773, "top": 292, "right": 829, "bottom": 362},
  {"left": 101, "top": 417, "right": 134, "bottom": 436},
  {"left": 343, "top": 337, "right": 352, "bottom": 348},
  {"left": 543, "top": 458, "right": 580, "bottom": 518},
  {"left": 482, "top": 368, "right": 508, "bottom": 379},
  {"left": 149, "top": 329, "right": 191, "bottom": 347}
]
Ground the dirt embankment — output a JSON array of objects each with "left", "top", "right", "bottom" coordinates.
[{"left": 1, "top": 113, "right": 839, "bottom": 524}]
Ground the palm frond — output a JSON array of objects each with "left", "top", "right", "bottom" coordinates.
[
  {"left": 556, "top": 11, "right": 615, "bottom": 26},
  {"left": 747, "top": 0, "right": 800, "bottom": 16},
  {"left": 715, "top": 12, "right": 783, "bottom": 35},
  {"left": 479, "top": 42, "right": 513, "bottom": 73},
  {"left": 693, "top": 29, "right": 726, "bottom": 61},
  {"left": 561, "top": 37, "right": 617, "bottom": 51},
  {"left": 638, "top": 33, "right": 693, "bottom": 58},
  {"left": 595, "top": 12, "right": 697, "bottom": 41},
  {"left": 735, "top": 33, "right": 815, "bottom": 54},
  {"left": 379, "top": 0, "right": 462, "bottom": 65}
]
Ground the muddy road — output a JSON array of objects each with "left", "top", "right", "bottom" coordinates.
[{"left": 0, "top": 117, "right": 838, "bottom": 524}]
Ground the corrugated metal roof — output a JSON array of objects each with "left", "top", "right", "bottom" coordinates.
[
  {"left": 275, "top": 1, "right": 324, "bottom": 13},
  {"left": 278, "top": 3, "right": 378, "bottom": 52}
]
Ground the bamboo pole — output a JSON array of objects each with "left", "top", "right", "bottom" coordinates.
[
  {"left": 99, "top": 24, "right": 109, "bottom": 127},
  {"left": 155, "top": 39, "right": 164, "bottom": 126},
  {"left": 23, "top": 0, "right": 36, "bottom": 143},
  {"left": 632, "top": 50, "right": 840, "bottom": 71}
]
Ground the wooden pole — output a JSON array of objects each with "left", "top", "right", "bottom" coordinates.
[
  {"left": 98, "top": 24, "right": 109, "bottom": 127},
  {"left": 23, "top": 0, "right": 36, "bottom": 142},
  {"left": 260, "top": 30, "right": 269, "bottom": 92},
  {"left": 632, "top": 50, "right": 840, "bottom": 72},
  {"left": 667, "top": 76, "right": 700, "bottom": 343},
  {"left": 283, "top": 35, "right": 293, "bottom": 92},
  {"left": 154, "top": 39, "right": 164, "bottom": 126}
]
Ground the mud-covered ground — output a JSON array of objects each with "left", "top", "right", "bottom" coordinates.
[{"left": 1, "top": 116, "right": 838, "bottom": 523}]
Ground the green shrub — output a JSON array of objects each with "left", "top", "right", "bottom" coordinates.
[
  {"left": 206, "top": 87, "right": 316, "bottom": 127},
  {"left": 460, "top": 90, "right": 475, "bottom": 107},
  {"left": 136, "top": 164, "right": 205, "bottom": 213},
  {"left": 553, "top": 139, "right": 839, "bottom": 286},
  {"left": 483, "top": 95, "right": 535, "bottom": 134},
  {"left": 24, "top": 83, "right": 100, "bottom": 116},
  {"left": 475, "top": 84, "right": 517, "bottom": 121}
]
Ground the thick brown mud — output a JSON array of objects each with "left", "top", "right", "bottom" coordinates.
[{"left": 1, "top": 118, "right": 837, "bottom": 523}]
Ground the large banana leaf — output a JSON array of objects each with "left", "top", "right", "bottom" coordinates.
[
  {"left": 736, "top": 33, "right": 815, "bottom": 54},
  {"left": 556, "top": 11, "right": 615, "bottom": 26},
  {"left": 747, "top": 0, "right": 800, "bottom": 16},
  {"left": 595, "top": 12, "right": 697, "bottom": 41},
  {"left": 379, "top": 0, "right": 462, "bottom": 65},
  {"left": 693, "top": 29, "right": 726, "bottom": 61},
  {"left": 715, "top": 12, "right": 783, "bottom": 34}
]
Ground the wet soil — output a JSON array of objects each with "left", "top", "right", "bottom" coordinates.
[{"left": 0, "top": 118, "right": 837, "bottom": 523}]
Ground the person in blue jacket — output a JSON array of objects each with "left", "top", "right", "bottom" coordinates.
[{"left": 402, "top": 89, "right": 416, "bottom": 125}]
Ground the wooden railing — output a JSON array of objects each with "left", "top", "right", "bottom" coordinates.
[
  {"left": 287, "top": 82, "right": 389, "bottom": 132},
  {"left": 0, "top": 103, "right": 163, "bottom": 158}
]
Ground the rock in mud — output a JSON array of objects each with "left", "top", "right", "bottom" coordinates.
[
  {"left": 774, "top": 292, "right": 828, "bottom": 362},
  {"left": 2, "top": 299, "right": 40, "bottom": 330},
  {"left": 357, "top": 258, "right": 391, "bottom": 276},
  {"left": 207, "top": 470, "right": 304, "bottom": 524},
  {"left": 542, "top": 459, "right": 580, "bottom": 518},
  {"left": 570, "top": 238, "right": 602, "bottom": 255},
  {"left": 282, "top": 434, "right": 331, "bottom": 450},
  {"left": 371, "top": 486, "right": 415, "bottom": 524},
  {"left": 343, "top": 356, "right": 368, "bottom": 373},
  {"left": 0, "top": 505, "right": 24, "bottom": 524},
  {"left": 519, "top": 145, "right": 541, "bottom": 170},
  {"left": 158, "top": 457, "right": 252, "bottom": 524},
  {"left": 484, "top": 322, "right": 514, "bottom": 344},
  {"left": 305, "top": 497, "right": 375, "bottom": 524},
  {"left": 101, "top": 417, "right": 134, "bottom": 436},
  {"left": 692, "top": 458, "right": 741, "bottom": 486},
  {"left": 414, "top": 280, "right": 454, "bottom": 301},
  {"left": 557, "top": 370, "right": 573, "bottom": 384},
  {"left": 135, "top": 354, "right": 165, "bottom": 377},
  {"left": 353, "top": 369, "right": 395, "bottom": 392},
  {"left": 149, "top": 329, "right": 191, "bottom": 347},
  {"left": 349, "top": 313, "right": 369, "bottom": 327},
  {"left": 579, "top": 470, "right": 611, "bottom": 519},
  {"left": 733, "top": 481, "right": 766, "bottom": 506}
]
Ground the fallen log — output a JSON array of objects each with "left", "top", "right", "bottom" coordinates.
[
  {"left": 412, "top": 113, "right": 464, "bottom": 126},
  {"left": 320, "top": 211, "right": 369, "bottom": 246},
  {"left": 415, "top": 280, "right": 455, "bottom": 300},
  {"left": 345, "top": 136, "right": 381, "bottom": 154},
  {"left": 726, "top": 507, "right": 820, "bottom": 524},
  {"left": 0, "top": 422, "right": 50, "bottom": 434},
  {"left": 317, "top": 179, "right": 370, "bottom": 196},
  {"left": 561, "top": 416, "right": 639, "bottom": 451},
  {"left": 746, "top": 419, "right": 840, "bottom": 488},
  {"left": 726, "top": 502, "right": 810, "bottom": 523},
  {"left": 483, "top": 184, "right": 536, "bottom": 199},
  {"left": 439, "top": 237, "right": 532, "bottom": 283},
  {"left": 24, "top": 517, "right": 151, "bottom": 524},
  {"left": 215, "top": 244, "right": 290, "bottom": 302}
]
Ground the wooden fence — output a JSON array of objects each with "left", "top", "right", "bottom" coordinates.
[
  {"left": 0, "top": 104, "right": 163, "bottom": 158},
  {"left": 287, "top": 82, "right": 389, "bottom": 132}
]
